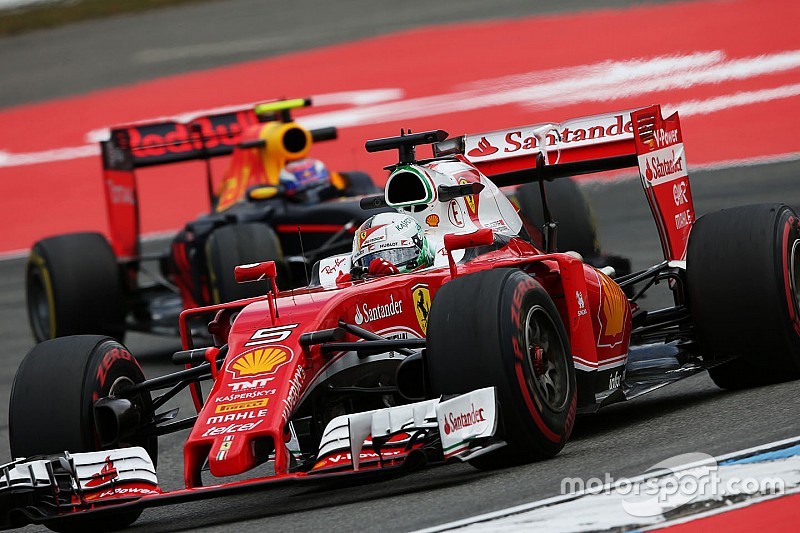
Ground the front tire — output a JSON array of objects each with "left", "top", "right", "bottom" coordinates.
[
  {"left": 427, "top": 268, "right": 576, "bottom": 468},
  {"left": 687, "top": 204, "right": 800, "bottom": 388},
  {"left": 26, "top": 233, "right": 126, "bottom": 342},
  {"left": 9, "top": 336, "right": 155, "bottom": 531}
]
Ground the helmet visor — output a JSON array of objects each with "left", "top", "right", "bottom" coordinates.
[{"left": 358, "top": 246, "right": 419, "bottom": 270}]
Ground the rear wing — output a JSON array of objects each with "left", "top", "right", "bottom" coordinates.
[
  {"left": 100, "top": 98, "right": 337, "bottom": 259},
  {"left": 434, "top": 104, "right": 694, "bottom": 261},
  {"left": 101, "top": 107, "right": 260, "bottom": 171}
]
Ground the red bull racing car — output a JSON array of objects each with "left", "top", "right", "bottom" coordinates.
[
  {"left": 25, "top": 98, "right": 382, "bottom": 342},
  {"left": 4, "top": 104, "right": 800, "bottom": 531}
]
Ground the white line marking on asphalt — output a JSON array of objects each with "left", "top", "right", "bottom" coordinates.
[
  {"left": 667, "top": 83, "right": 800, "bottom": 117},
  {"left": 2, "top": 50, "right": 799, "bottom": 168},
  {"left": 412, "top": 435, "right": 800, "bottom": 533}
]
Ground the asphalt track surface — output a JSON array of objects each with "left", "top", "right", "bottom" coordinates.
[{"left": 1, "top": 1, "right": 799, "bottom": 532}]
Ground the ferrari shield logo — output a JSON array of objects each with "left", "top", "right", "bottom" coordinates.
[
  {"left": 459, "top": 177, "right": 476, "bottom": 215},
  {"left": 412, "top": 284, "right": 431, "bottom": 334}
]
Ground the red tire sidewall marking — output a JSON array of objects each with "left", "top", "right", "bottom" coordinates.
[
  {"left": 781, "top": 215, "right": 800, "bottom": 336},
  {"left": 509, "top": 275, "right": 566, "bottom": 444}
]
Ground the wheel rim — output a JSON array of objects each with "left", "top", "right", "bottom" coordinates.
[
  {"left": 106, "top": 376, "right": 149, "bottom": 449},
  {"left": 28, "top": 269, "right": 53, "bottom": 341},
  {"left": 789, "top": 239, "right": 800, "bottom": 318},
  {"left": 522, "top": 305, "right": 570, "bottom": 411}
]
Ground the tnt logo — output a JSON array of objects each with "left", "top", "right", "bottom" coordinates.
[{"left": 229, "top": 378, "right": 271, "bottom": 391}]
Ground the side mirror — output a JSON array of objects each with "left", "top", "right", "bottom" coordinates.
[
  {"left": 234, "top": 261, "right": 280, "bottom": 320},
  {"left": 443, "top": 228, "right": 494, "bottom": 278},
  {"left": 235, "top": 261, "right": 277, "bottom": 284},
  {"left": 444, "top": 228, "right": 494, "bottom": 251},
  {"left": 246, "top": 185, "right": 283, "bottom": 201}
]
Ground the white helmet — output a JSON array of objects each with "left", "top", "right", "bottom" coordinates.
[{"left": 351, "top": 212, "right": 434, "bottom": 276}]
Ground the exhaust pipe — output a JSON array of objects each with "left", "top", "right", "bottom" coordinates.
[{"left": 94, "top": 397, "right": 142, "bottom": 447}]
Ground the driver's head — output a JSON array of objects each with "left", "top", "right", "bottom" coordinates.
[
  {"left": 351, "top": 212, "right": 434, "bottom": 278},
  {"left": 279, "top": 158, "right": 331, "bottom": 201}
]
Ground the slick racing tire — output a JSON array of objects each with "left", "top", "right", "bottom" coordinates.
[
  {"left": 427, "top": 268, "right": 577, "bottom": 468},
  {"left": 340, "top": 170, "right": 380, "bottom": 196},
  {"left": 26, "top": 232, "right": 126, "bottom": 343},
  {"left": 206, "top": 222, "right": 289, "bottom": 303},
  {"left": 514, "top": 178, "right": 600, "bottom": 258},
  {"left": 687, "top": 204, "right": 800, "bottom": 389},
  {"left": 9, "top": 336, "right": 156, "bottom": 532}
]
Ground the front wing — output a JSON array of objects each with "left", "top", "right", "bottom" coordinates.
[{"left": 0, "top": 388, "right": 501, "bottom": 529}]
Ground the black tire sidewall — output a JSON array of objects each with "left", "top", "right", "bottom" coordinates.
[
  {"left": 689, "top": 204, "right": 800, "bottom": 386},
  {"left": 772, "top": 208, "right": 800, "bottom": 365},
  {"left": 9, "top": 336, "right": 155, "bottom": 463},
  {"left": 26, "top": 233, "right": 125, "bottom": 342},
  {"left": 427, "top": 269, "right": 576, "bottom": 463},
  {"left": 206, "top": 222, "right": 288, "bottom": 303},
  {"left": 340, "top": 171, "right": 380, "bottom": 196},
  {"left": 515, "top": 178, "right": 599, "bottom": 256},
  {"left": 495, "top": 271, "right": 577, "bottom": 456}
]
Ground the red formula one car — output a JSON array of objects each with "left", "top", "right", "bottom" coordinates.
[
  {"left": 4, "top": 105, "right": 799, "bottom": 530},
  {"left": 25, "top": 98, "right": 381, "bottom": 342}
]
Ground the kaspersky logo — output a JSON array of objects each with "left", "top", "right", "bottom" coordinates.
[
  {"left": 227, "top": 347, "right": 291, "bottom": 379},
  {"left": 467, "top": 136, "right": 499, "bottom": 158}
]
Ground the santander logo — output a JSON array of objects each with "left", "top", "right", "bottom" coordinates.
[
  {"left": 443, "top": 404, "right": 486, "bottom": 435},
  {"left": 354, "top": 296, "right": 403, "bottom": 325},
  {"left": 467, "top": 136, "right": 499, "bottom": 157},
  {"left": 649, "top": 150, "right": 684, "bottom": 180}
]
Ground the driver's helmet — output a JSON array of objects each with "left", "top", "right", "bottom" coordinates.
[
  {"left": 351, "top": 212, "right": 435, "bottom": 276},
  {"left": 279, "top": 158, "right": 331, "bottom": 199}
]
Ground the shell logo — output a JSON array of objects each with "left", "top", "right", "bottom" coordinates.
[
  {"left": 227, "top": 347, "right": 291, "bottom": 379},
  {"left": 425, "top": 214, "right": 440, "bottom": 227},
  {"left": 597, "top": 271, "right": 628, "bottom": 347}
]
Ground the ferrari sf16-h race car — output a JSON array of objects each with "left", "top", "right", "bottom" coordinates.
[
  {"left": 25, "top": 98, "right": 384, "bottom": 343},
  {"left": 5, "top": 104, "right": 800, "bottom": 531}
]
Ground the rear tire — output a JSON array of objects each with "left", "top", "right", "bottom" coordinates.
[
  {"left": 687, "top": 204, "right": 800, "bottom": 388},
  {"left": 206, "top": 222, "right": 289, "bottom": 303},
  {"left": 9, "top": 336, "right": 155, "bottom": 531},
  {"left": 427, "top": 268, "right": 576, "bottom": 468},
  {"left": 515, "top": 178, "right": 600, "bottom": 257},
  {"left": 340, "top": 171, "right": 380, "bottom": 196},
  {"left": 26, "top": 233, "right": 125, "bottom": 342}
]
